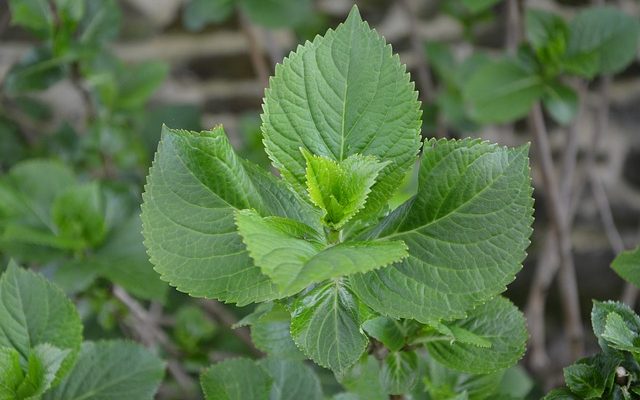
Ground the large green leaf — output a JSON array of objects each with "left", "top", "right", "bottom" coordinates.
[
  {"left": 201, "top": 358, "right": 272, "bottom": 400},
  {"left": 261, "top": 6, "right": 422, "bottom": 220},
  {"left": 611, "top": 246, "right": 640, "bottom": 289},
  {"left": 141, "top": 125, "right": 318, "bottom": 305},
  {"left": 235, "top": 209, "right": 407, "bottom": 294},
  {"left": 302, "top": 149, "right": 388, "bottom": 229},
  {"left": 565, "top": 6, "right": 639, "bottom": 78},
  {"left": 464, "top": 59, "right": 544, "bottom": 123},
  {"left": 43, "top": 341, "right": 165, "bottom": 400},
  {"left": 362, "top": 317, "right": 405, "bottom": 352},
  {"left": 8, "top": 0, "right": 53, "bottom": 37},
  {"left": 426, "top": 297, "right": 527, "bottom": 374},
  {"left": 258, "top": 358, "right": 323, "bottom": 400},
  {"left": 290, "top": 280, "right": 369, "bottom": 374},
  {"left": 0, "top": 262, "right": 82, "bottom": 384},
  {"left": 351, "top": 139, "right": 533, "bottom": 323}
]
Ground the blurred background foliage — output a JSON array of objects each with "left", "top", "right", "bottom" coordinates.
[{"left": 1, "top": 0, "right": 640, "bottom": 398}]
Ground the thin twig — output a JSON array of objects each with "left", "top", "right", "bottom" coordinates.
[
  {"left": 505, "top": 0, "right": 523, "bottom": 53},
  {"left": 526, "top": 82, "right": 585, "bottom": 378},
  {"left": 529, "top": 103, "right": 584, "bottom": 359},
  {"left": 586, "top": 76, "right": 637, "bottom": 305},
  {"left": 398, "top": 0, "right": 444, "bottom": 138},
  {"left": 238, "top": 10, "right": 270, "bottom": 88},
  {"left": 198, "top": 299, "right": 263, "bottom": 357},
  {"left": 113, "top": 286, "right": 196, "bottom": 393}
]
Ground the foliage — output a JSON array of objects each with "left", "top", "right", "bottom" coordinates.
[
  {"left": 142, "top": 6, "right": 534, "bottom": 396},
  {"left": 0, "top": 261, "right": 165, "bottom": 399}
]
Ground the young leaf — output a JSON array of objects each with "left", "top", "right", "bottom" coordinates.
[
  {"left": 201, "top": 358, "right": 272, "bottom": 400},
  {"left": 601, "top": 312, "right": 638, "bottom": 352},
  {"left": 565, "top": 6, "right": 639, "bottom": 78},
  {"left": 43, "top": 341, "right": 165, "bottom": 400},
  {"left": 8, "top": 0, "right": 53, "bottom": 37},
  {"left": 542, "top": 81, "right": 578, "bottom": 126},
  {"left": 611, "top": 246, "right": 640, "bottom": 289},
  {"left": 235, "top": 209, "right": 407, "bottom": 294},
  {"left": 261, "top": 6, "right": 422, "bottom": 220},
  {"left": 0, "top": 347, "right": 23, "bottom": 399},
  {"left": 426, "top": 297, "right": 527, "bottom": 374},
  {"left": 591, "top": 301, "right": 640, "bottom": 346},
  {"left": 464, "top": 59, "right": 544, "bottom": 123},
  {"left": 351, "top": 139, "right": 533, "bottom": 323},
  {"left": 258, "top": 358, "right": 324, "bottom": 400},
  {"left": 250, "top": 303, "right": 304, "bottom": 360},
  {"left": 51, "top": 182, "right": 106, "bottom": 249},
  {"left": 17, "top": 344, "right": 69, "bottom": 399},
  {"left": 543, "top": 388, "right": 581, "bottom": 400},
  {"left": 525, "top": 8, "right": 569, "bottom": 69},
  {"left": 303, "top": 150, "right": 388, "bottom": 229},
  {"left": 380, "top": 351, "right": 419, "bottom": 395},
  {"left": 290, "top": 280, "right": 369, "bottom": 374},
  {"left": 78, "top": 0, "right": 122, "bottom": 45},
  {"left": 141, "top": 125, "right": 318, "bottom": 305},
  {"left": 362, "top": 317, "right": 405, "bottom": 352},
  {"left": 2, "top": 46, "right": 67, "bottom": 95},
  {"left": 0, "top": 262, "right": 82, "bottom": 384}
]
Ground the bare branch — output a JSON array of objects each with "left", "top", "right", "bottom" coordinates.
[
  {"left": 529, "top": 102, "right": 584, "bottom": 359},
  {"left": 238, "top": 10, "right": 270, "bottom": 88}
]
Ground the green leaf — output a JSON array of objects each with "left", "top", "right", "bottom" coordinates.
[
  {"left": 611, "top": 246, "right": 640, "bottom": 289},
  {"left": 565, "top": 6, "right": 639, "bottom": 78},
  {"left": 0, "top": 347, "right": 24, "bottom": 399},
  {"left": 542, "top": 81, "right": 578, "bottom": 126},
  {"left": 380, "top": 351, "right": 419, "bottom": 395},
  {"left": 235, "top": 209, "right": 407, "bottom": 294},
  {"left": 250, "top": 303, "right": 303, "bottom": 360},
  {"left": 258, "top": 358, "right": 323, "bottom": 400},
  {"left": 563, "top": 363, "right": 607, "bottom": 399},
  {"left": 461, "top": 0, "right": 501, "bottom": 14},
  {"left": 351, "top": 139, "right": 533, "bottom": 323},
  {"left": 362, "top": 317, "right": 405, "bottom": 352},
  {"left": 8, "top": 0, "right": 53, "bottom": 37},
  {"left": 591, "top": 301, "right": 640, "bottom": 346},
  {"left": 240, "top": 0, "right": 312, "bottom": 28},
  {"left": 51, "top": 182, "right": 106, "bottom": 249},
  {"left": 3, "top": 46, "right": 68, "bottom": 96},
  {"left": 0, "top": 262, "right": 82, "bottom": 384},
  {"left": 201, "top": 358, "right": 272, "bottom": 400},
  {"left": 303, "top": 150, "right": 389, "bottom": 229},
  {"left": 497, "top": 366, "right": 533, "bottom": 399},
  {"left": 183, "top": 0, "right": 234, "bottom": 31},
  {"left": 464, "top": 58, "right": 544, "bottom": 123},
  {"left": 426, "top": 297, "right": 527, "bottom": 374},
  {"left": 79, "top": 0, "right": 122, "bottom": 45},
  {"left": 543, "top": 388, "right": 581, "bottom": 400},
  {"left": 17, "top": 344, "right": 68, "bottom": 399},
  {"left": 43, "top": 340, "right": 165, "bottom": 400},
  {"left": 602, "top": 312, "right": 638, "bottom": 352},
  {"left": 116, "top": 61, "right": 168, "bottom": 110},
  {"left": 94, "top": 214, "right": 167, "bottom": 302},
  {"left": 174, "top": 305, "right": 217, "bottom": 352},
  {"left": 424, "top": 355, "right": 504, "bottom": 400},
  {"left": 261, "top": 6, "right": 422, "bottom": 220},
  {"left": 525, "top": 9, "right": 568, "bottom": 69},
  {"left": 338, "top": 355, "right": 387, "bottom": 400},
  {"left": 141, "top": 126, "right": 318, "bottom": 305},
  {"left": 290, "top": 280, "right": 369, "bottom": 373}
]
